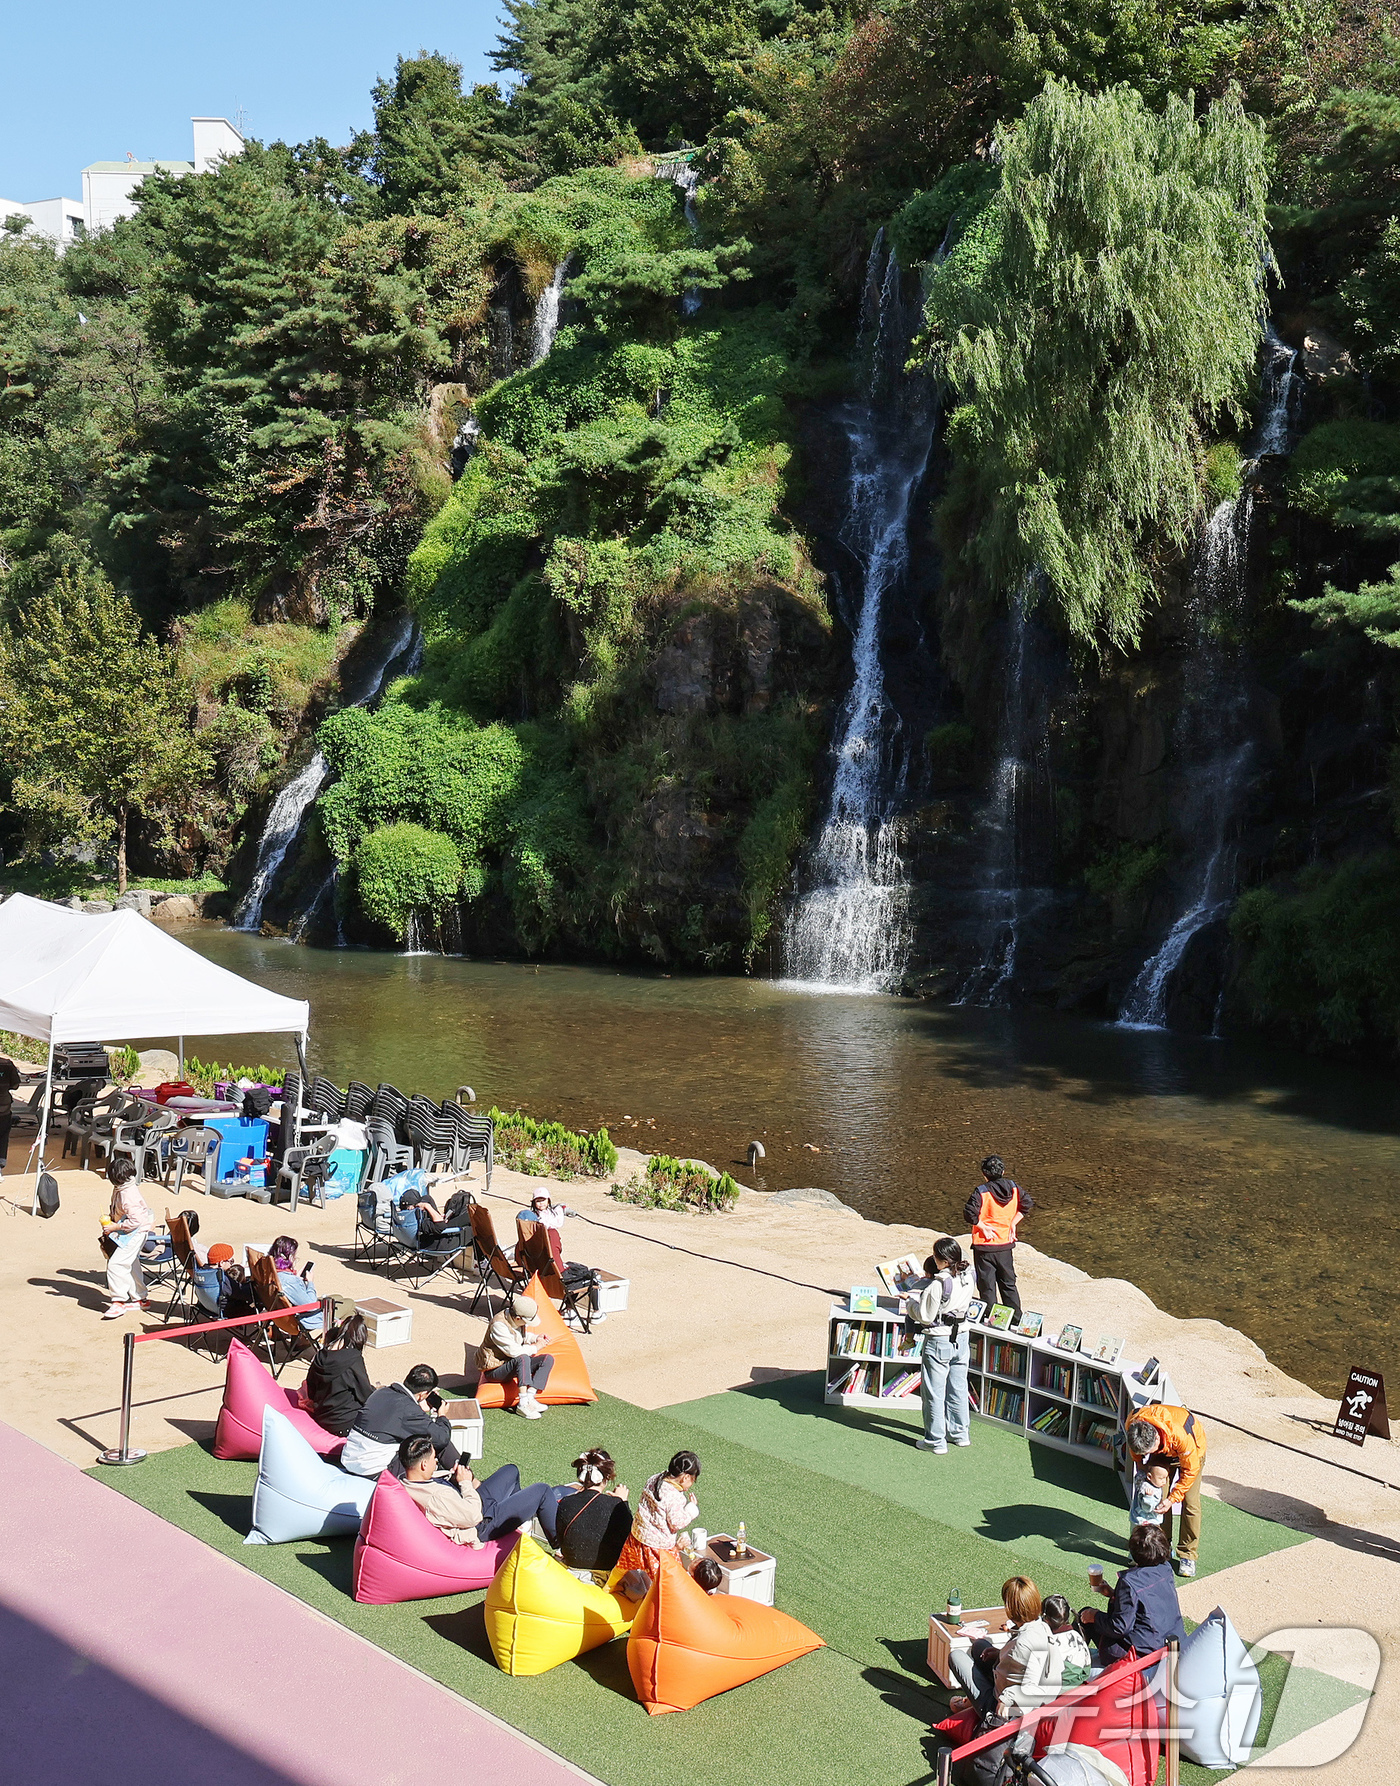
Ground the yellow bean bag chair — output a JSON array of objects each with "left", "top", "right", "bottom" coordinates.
[{"left": 484, "top": 1534, "right": 638, "bottom": 1676}]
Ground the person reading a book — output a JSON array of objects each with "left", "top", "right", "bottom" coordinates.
[
  {"left": 964, "top": 1155, "right": 1033, "bottom": 1320},
  {"left": 1077, "top": 1523, "right": 1185, "bottom": 1663},
  {"left": 914, "top": 1236, "right": 976, "bottom": 1455},
  {"left": 1125, "top": 1405, "right": 1207, "bottom": 1578}
]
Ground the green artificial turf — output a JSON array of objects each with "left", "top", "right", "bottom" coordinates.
[
  {"left": 662, "top": 1373, "right": 1310, "bottom": 1581},
  {"left": 90, "top": 1389, "right": 1363, "bottom": 1786}
]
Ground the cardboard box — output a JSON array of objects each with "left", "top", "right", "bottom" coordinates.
[
  {"left": 357, "top": 1297, "right": 413, "bottom": 1348},
  {"left": 927, "top": 1607, "right": 1011, "bottom": 1687}
]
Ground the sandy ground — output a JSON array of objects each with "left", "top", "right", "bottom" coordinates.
[{"left": 2, "top": 1132, "right": 1395, "bottom": 1781}]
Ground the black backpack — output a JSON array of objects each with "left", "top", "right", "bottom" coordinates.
[{"left": 35, "top": 1172, "right": 59, "bottom": 1218}]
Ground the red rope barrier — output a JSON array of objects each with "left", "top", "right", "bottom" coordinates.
[{"left": 130, "top": 1303, "right": 324, "bottom": 1344}]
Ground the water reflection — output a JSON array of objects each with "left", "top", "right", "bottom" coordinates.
[{"left": 181, "top": 932, "right": 1399, "bottom": 1398}]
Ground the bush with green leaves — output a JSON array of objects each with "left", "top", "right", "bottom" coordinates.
[
  {"left": 1230, "top": 856, "right": 1400, "bottom": 1052},
  {"left": 1285, "top": 420, "right": 1400, "bottom": 538},
  {"left": 489, "top": 1106, "right": 618, "bottom": 1177},
  {"left": 353, "top": 822, "right": 463, "bottom": 940},
  {"left": 611, "top": 1152, "right": 740, "bottom": 1212}
]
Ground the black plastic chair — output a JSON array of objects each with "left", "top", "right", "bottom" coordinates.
[
  {"left": 310, "top": 1076, "right": 345, "bottom": 1122},
  {"left": 344, "top": 1080, "right": 374, "bottom": 1122}
]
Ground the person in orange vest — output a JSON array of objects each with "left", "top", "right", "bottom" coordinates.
[
  {"left": 1125, "top": 1405, "right": 1207, "bottom": 1579},
  {"left": 963, "top": 1154, "right": 1033, "bottom": 1319}
]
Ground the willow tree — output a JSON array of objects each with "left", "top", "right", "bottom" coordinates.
[{"left": 921, "top": 80, "right": 1270, "bottom": 647}]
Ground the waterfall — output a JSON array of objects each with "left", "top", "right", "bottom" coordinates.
[
  {"left": 669, "top": 164, "right": 703, "bottom": 317},
  {"left": 234, "top": 610, "right": 419, "bottom": 933},
  {"left": 530, "top": 257, "right": 572, "bottom": 365},
  {"left": 781, "top": 235, "right": 936, "bottom": 992},
  {"left": 1116, "top": 326, "right": 1300, "bottom": 1029},
  {"left": 450, "top": 413, "right": 480, "bottom": 480},
  {"left": 955, "top": 583, "right": 1053, "bottom": 1007}
]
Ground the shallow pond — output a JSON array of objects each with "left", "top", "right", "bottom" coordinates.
[{"left": 185, "top": 929, "right": 1399, "bottom": 1400}]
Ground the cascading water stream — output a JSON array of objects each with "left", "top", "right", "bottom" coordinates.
[
  {"left": 781, "top": 235, "right": 936, "bottom": 992},
  {"left": 234, "top": 610, "right": 419, "bottom": 932},
  {"left": 955, "top": 585, "right": 1043, "bottom": 1006},
  {"left": 1116, "top": 327, "right": 1300, "bottom": 1029},
  {"left": 530, "top": 256, "right": 572, "bottom": 365}
]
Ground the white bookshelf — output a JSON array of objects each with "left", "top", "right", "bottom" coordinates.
[{"left": 824, "top": 1298, "right": 1178, "bottom": 1497}]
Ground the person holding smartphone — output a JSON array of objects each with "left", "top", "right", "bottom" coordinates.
[{"left": 267, "top": 1235, "right": 324, "bottom": 1335}]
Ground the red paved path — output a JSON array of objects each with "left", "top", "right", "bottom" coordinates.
[{"left": 0, "top": 1420, "right": 596, "bottom": 1786}]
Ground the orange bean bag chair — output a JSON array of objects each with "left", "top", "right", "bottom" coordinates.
[
  {"left": 626, "top": 1549, "right": 824, "bottom": 1714},
  {"left": 213, "top": 1336, "right": 344, "bottom": 1461},
  {"left": 466, "top": 1272, "right": 596, "bottom": 1408}
]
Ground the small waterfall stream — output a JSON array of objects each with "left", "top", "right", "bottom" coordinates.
[
  {"left": 955, "top": 584, "right": 1049, "bottom": 1006},
  {"left": 530, "top": 256, "right": 572, "bottom": 365},
  {"left": 1116, "top": 327, "right": 1300, "bottom": 1029},
  {"left": 781, "top": 235, "right": 937, "bottom": 991},
  {"left": 233, "top": 610, "right": 419, "bottom": 932}
]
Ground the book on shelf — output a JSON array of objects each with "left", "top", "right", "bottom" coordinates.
[
  {"left": 1078, "top": 1414, "right": 1116, "bottom": 1452},
  {"left": 848, "top": 1286, "right": 878, "bottom": 1315},
  {"left": 1080, "top": 1370, "right": 1117, "bottom": 1410},
  {"left": 876, "top": 1254, "right": 926, "bottom": 1297},
  {"left": 985, "top": 1383, "right": 1025, "bottom": 1423},
  {"left": 1040, "top": 1360, "right": 1072, "bottom": 1397},
  {"left": 1014, "top": 1310, "right": 1044, "bottom": 1338},
  {"left": 988, "top": 1340, "right": 1027, "bottom": 1380},
  {"left": 1093, "top": 1335, "right": 1124, "bottom": 1365},
  {"left": 1031, "top": 1405, "right": 1072, "bottom": 1438},
  {"left": 968, "top": 1379, "right": 981, "bottom": 1412},
  {"left": 882, "top": 1368, "right": 920, "bottom": 1398},
  {"left": 966, "top": 1298, "right": 987, "bottom": 1325},
  {"left": 1054, "top": 1323, "right": 1083, "bottom": 1352},
  {"left": 988, "top": 1304, "right": 1015, "bottom": 1330}
]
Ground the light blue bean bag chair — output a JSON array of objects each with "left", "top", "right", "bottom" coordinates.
[
  {"left": 1176, "top": 1604, "right": 1263, "bottom": 1768},
  {"left": 245, "top": 1405, "right": 376, "bottom": 1545}
]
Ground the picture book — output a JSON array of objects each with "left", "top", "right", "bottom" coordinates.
[
  {"left": 848, "top": 1285, "right": 879, "bottom": 1314},
  {"left": 876, "top": 1254, "right": 926, "bottom": 1297},
  {"left": 1093, "top": 1335, "right": 1124, "bottom": 1366},
  {"left": 1055, "top": 1323, "right": 1083, "bottom": 1352},
  {"left": 965, "top": 1298, "right": 987, "bottom": 1325},
  {"left": 1015, "top": 1310, "right": 1044, "bottom": 1339},
  {"left": 988, "top": 1303, "right": 1015, "bottom": 1330}
]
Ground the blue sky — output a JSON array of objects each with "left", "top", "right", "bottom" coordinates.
[{"left": 2, "top": 0, "right": 503, "bottom": 200}]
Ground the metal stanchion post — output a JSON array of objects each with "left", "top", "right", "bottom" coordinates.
[
  {"left": 935, "top": 1745, "right": 952, "bottom": 1786},
  {"left": 98, "top": 1330, "right": 148, "bottom": 1466}
]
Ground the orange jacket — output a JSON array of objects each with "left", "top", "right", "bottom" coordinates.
[{"left": 1129, "top": 1404, "right": 1206, "bottom": 1508}]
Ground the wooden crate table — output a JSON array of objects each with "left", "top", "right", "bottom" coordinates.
[
  {"left": 927, "top": 1607, "right": 1012, "bottom": 1688},
  {"left": 441, "top": 1398, "right": 484, "bottom": 1462},
  {"left": 356, "top": 1297, "right": 413, "bottom": 1348},
  {"left": 704, "top": 1535, "right": 776, "bottom": 1606}
]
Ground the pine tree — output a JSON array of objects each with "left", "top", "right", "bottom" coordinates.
[{"left": 0, "top": 572, "right": 202, "bottom": 891}]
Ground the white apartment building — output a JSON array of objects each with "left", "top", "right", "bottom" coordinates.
[{"left": 2, "top": 116, "right": 244, "bottom": 248}]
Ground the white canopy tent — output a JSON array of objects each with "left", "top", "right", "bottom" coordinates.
[{"left": 0, "top": 893, "right": 309, "bottom": 1208}]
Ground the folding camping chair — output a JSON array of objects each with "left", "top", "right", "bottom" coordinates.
[
  {"left": 389, "top": 1193, "right": 473, "bottom": 1291},
  {"left": 246, "top": 1249, "right": 315, "bottom": 1378},
  {"left": 160, "top": 1210, "right": 200, "bottom": 1325},
  {"left": 467, "top": 1202, "right": 526, "bottom": 1315},
  {"left": 517, "top": 1218, "right": 595, "bottom": 1332}
]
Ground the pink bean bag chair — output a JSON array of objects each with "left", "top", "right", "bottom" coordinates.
[
  {"left": 212, "top": 1336, "right": 344, "bottom": 1461},
  {"left": 353, "top": 1469, "right": 518, "bottom": 1604}
]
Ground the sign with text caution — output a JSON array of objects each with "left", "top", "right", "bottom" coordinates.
[{"left": 1333, "top": 1368, "right": 1390, "bottom": 1447}]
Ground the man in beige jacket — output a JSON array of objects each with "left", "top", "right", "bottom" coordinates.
[
  {"left": 467, "top": 1293, "right": 555, "bottom": 1419},
  {"left": 399, "top": 1434, "right": 563, "bottom": 1544}
]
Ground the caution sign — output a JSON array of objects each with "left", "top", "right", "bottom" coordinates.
[{"left": 1333, "top": 1368, "right": 1390, "bottom": 1447}]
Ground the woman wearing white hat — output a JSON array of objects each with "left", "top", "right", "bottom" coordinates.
[{"left": 468, "top": 1292, "right": 556, "bottom": 1419}]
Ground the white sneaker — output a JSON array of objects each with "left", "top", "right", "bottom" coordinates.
[
  {"left": 952, "top": 1436, "right": 971, "bottom": 1447},
  {"left": 102, "top": 1301, "right": 136, "bottom": 1320},
  {"left": 1176, "top": 1556, "right": 1197, "bottom": 1578},
  {"left": 518, "top": 1398, "right": 542, "bottom": 1420},
  {"left": 589, "top": 1310, "right": 607, "bottom": 1325}
]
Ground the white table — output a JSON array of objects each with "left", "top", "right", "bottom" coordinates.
[{"left": 705, "top": 1534, "right": 776, "bottom": 1605}]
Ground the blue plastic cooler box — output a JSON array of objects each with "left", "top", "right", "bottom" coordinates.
[{"left": 202, "top": 1115, "right": 270, "bottom": 1185}]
